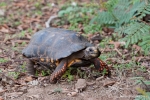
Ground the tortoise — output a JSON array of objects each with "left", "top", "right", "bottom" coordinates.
[{"left": 22, "top": 27, "right": 111, "bottom": 83}]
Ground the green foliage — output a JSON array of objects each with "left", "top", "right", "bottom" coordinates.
[
  {"left": 8, "top": 72, "right": 20, "bottom": 79},
  {"left": 119, "top": 22, "right": 150, "bottom": 48},
  {"left": 131, "top": 77, "right": 150, "bottom": 100},
  {"left": 139, "top": 35, "right": 150, "bottom": 55},
  {"left": 91, "top": 0, "right": 150, "bottom": 54},
  {"left": 135, "top": 93, "right": 150, "bottom": 100},
  {"left": 20, "top": 62, "right": 26, "bottom": 73},
  {"left": 0, "top": 58, "right": 8, "bottom": 63},
  {"left": 41, "top": 70, "right": 47, "bottom": 76},
  {"left": 91, "top": 11, "right": 115, "bottom": 26},
  {"left": 0, "top": 2, "right": 7, "bottom": 7},
  {"left": 103, "top": 0, "right": 118, "bottom": 10},
  {"left": 77, "top": 68, "right": 87, "bottom": 78},
  {"left": 135, "top": 89, "right": 150, "bottom": 100},
  {"left": 62, "top": 67, "right": 74, "bottom": 82},
  {"left": 58, "top": 4, "right": 101, "bottom": 34}
]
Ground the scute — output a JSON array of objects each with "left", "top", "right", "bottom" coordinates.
[{"left": 22, "top": 28, "right": 92, "bottom": 60}]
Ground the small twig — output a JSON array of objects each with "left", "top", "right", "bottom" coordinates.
[
  {"left": 0, "top": 89, "right": 8, "bottom": 95},
  {"left": 114, "top": 48, "right": 122, "bottom": 56},
  {"left": 141, "top": 80, "right": 150, "bottom": 92},
  {"left": 45, "top": 15, "right": 59, "bottom": 28}
]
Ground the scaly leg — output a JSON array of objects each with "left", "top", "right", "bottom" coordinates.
[
  {"left": 50, "top": 59, "right": 68, "bottom": 84},
  {"left": 90, "top": 58, "right": 111, "bottom": 77}
]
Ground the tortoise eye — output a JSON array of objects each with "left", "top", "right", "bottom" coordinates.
[{"left": 89, "top": 48, "right": 93, "bottom": 52}]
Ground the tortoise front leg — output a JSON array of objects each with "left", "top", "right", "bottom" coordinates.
[
  {"left": 90, "top": 58, "right": 111, "bottom": 77},
  {"left": 50, "top": 59, "right": 68, "bottom": 84}
]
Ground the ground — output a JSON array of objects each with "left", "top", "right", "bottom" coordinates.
[{"left": 0, "top": 0, "right": 150, "bottom": 100}]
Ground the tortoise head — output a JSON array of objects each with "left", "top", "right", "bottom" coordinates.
[{"left": 84, "top": 46, "right": 101, "bottom": 60}]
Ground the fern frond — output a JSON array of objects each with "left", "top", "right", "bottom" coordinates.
[
  {"left": 139, "top": 35, "right": 150, "bottom": 54},
  {"left": 134, "top": 4, "right": 150, "bottom": 21},
  {"left": 103, "top": 0, "right": 118, "bottom": 11},
  {"left": 121, "top": 22, "right": 150, "bottom": 47},
  {"left": 91, "top": 11, "right": 116, "bottom": 26}
]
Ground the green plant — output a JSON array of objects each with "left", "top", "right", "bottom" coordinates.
[
  {"left": 0, "top": 69, "right": 2, "bottom": 73},
  {"left": 62, "top": 67, "right": 74, "bottom": 82},
  {"left": 8, "top": 72, "right": 20, "bottom": 79},
  {"left": 76, "top": 67, "right": 87, "bottom": 78},
  {"left": 131, "top": 77, "right": 150, "bottom": 100},
  {"left": 0, "top": 58, "right": 8, "bottom": 63},
  {"left": 91, "top": 0, "right": 150, "bottom": 54},
  {"left": 135, "top": 91, "right": 150, "bottom": 100},
  {"left": 20, "top": 62, "right": 26, "bottom": 73},
  {"left": 139, "top": 35, "right": 150, "bottom": 55},
  {"left": 35, "top": 69, "right": 50, "bottom": 76},
  {"left": 58, "top": 4, "right": 101, "bottom": 34},
  {"left": 0, "top": 2, "right": 7, "bottom": 7}
]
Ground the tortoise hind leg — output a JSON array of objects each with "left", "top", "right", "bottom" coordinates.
[
  {"left": 50, "top": 59, "right": 68, "bottom": 84},
  {"left": 26, "top": 59, "right": 36, "bottom": 76},
  {"left": 90, "top": 58, "right": 111, "bottom": 77}
]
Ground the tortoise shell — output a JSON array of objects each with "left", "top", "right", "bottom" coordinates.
[{"left": 22, "top": 27, "right": 92, "bottom": 60}]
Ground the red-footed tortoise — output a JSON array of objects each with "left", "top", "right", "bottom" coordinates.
[{"left": 22, "top": 28, "right": 111, "bottom": 83}]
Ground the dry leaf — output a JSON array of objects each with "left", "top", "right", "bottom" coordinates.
[
  {"left": 0, "top": 27, "right": 9, "bottom": 33},
  {"left": 67, "top": 92, "right": 77, "bottom": 97},
  {"left": 109, "top": 41, "right": 126, "bottom": 49},
  {"left": 103, "top": 80, "right": 116, "bottom": 87},
  {"left": 132, "top": 44, "right": 141, "bottom": 52},
  {"left": 24, "top": 76, "right": 33, "bottom": 82},
  {"left": 0, "top": 96, "right": 4, "bottom": 100}
]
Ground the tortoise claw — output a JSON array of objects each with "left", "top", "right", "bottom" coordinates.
[
  {"left": 90, "top": 58, "right": 111, "bottom": 77},
  {"left": 49, "top": 78, "right": 57, "bottom": 84}
]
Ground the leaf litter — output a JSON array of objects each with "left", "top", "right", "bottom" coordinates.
[{"left": 0, "top": 0, "right": 150, "bottom": 100}]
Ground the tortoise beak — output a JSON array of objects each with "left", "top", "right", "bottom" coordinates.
[{"left": 84, "top": 47, "right": 101, "bottom": 59}]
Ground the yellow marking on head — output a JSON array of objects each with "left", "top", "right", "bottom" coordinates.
[
  {"left": 46, "top": 58, "right": 49, "bottom": 62},
  {"left": 40, "top": 58, "right": 45, "bottom": 62},
  {"left": 50, "top": 58, "right": 54, "bottom": 63}
]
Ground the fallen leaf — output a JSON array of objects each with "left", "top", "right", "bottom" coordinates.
[
  {"left": 103, "top": 80, "right": 116, "bottom": 87},
  {"left": 109, "top": 41, "right": 126, "bottom": 49},
  {"left": 67, "top": 92, "right": 77, "bottom": 97},
  {"left": 0, "top": 27, "right": 9, "bottom": 33},
  {"left": 24, "top": 76, "right": 33, "bottom": 82},
  {"left": 0, "top": 96, "right": 4, "bottom": 100},
  {"left": 102, "top": 27, "right": 114, "bottom": 34},
  {"left": 132, "top": 44, "right": 141, "bottom": 52}
]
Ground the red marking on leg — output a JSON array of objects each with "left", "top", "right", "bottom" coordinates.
[
  {"left": 94, "top": 58, "right": 111, "bottom": 77},
  {"left": 50, "top": 63, "right": 67, "bottom": 83}
]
